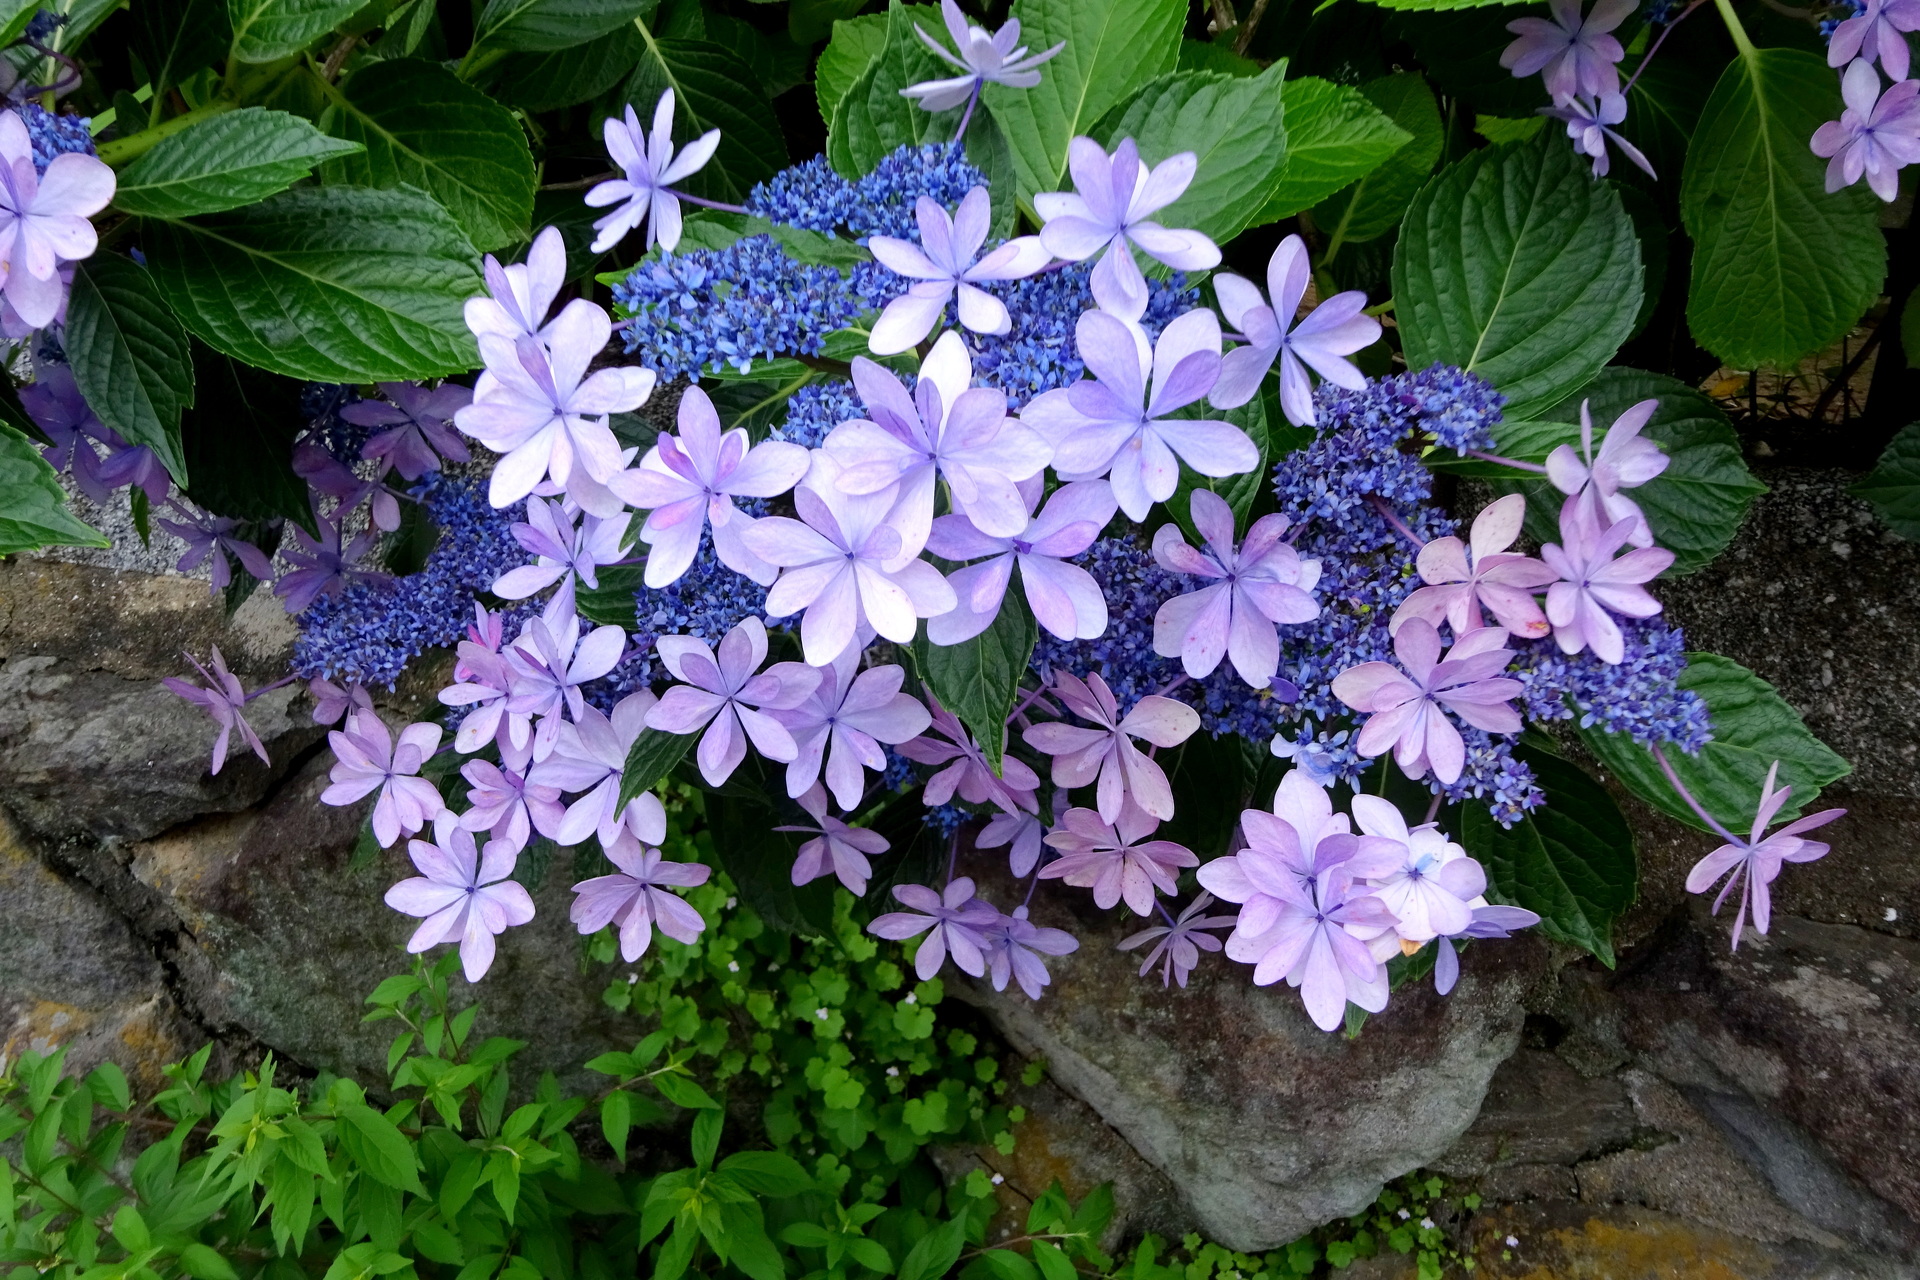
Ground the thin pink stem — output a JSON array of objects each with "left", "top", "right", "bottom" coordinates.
[
  {"left": 1423, "top": 792, "right": 1443, "bottom": 824},
  {"left": 1623, "top": 0, "right": 1707, "bottom": 97},
  {"left": 1652, "top": 744, "right": 1742, "bottom": 845},
  {"left": 243, "top": 674, "right": 299, "bottom": 702},
  {"left": 667, "top": 189, "right": 748, "bottom": 214},
  {"left": 954, "top": 80, "right": 982, "bottom": 143},
  {"left": 1465, "top": 448, "right": 1551, "bottom": 474},
  {"left": 1366, "top": 495, "right": 1426, "bottom": 549}
]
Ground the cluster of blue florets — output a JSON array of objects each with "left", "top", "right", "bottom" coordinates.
[
  {"left": 17, "top": 103, "right": 91, "bottom": 173},
  {"left": 972, "top": 265, "right": 1196, "bottom": 408},
  {"left": 1510, "top": 618, "right": 1711, "bottom": 751},
  {"left": 747, "top": 143, "right": 986, "bottom": 242},
  {"left": 1816, "top": 0, "right": 1864, "bottom": 38},
  {"left": 773, "top": 377, "right": 863, "bottom": 449}
]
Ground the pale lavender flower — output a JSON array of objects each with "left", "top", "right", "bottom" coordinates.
[
  {"left": 458, "top": 758, "right": 561, "bottom": 855},
  {"left": 529, "top": 691, "right": 666, "bottom": 847},
  {"left": 585, "top": 90, "right": 719, "bottom": 254},
  {"left": 1543, "top": 92, "right": 1656, "bottom": 179},
  {"left": 740, "top": 454, "right": 958, "bottom": 666},
  {"left": 771, "top": 650, "right": 931, "bottom": 810},
  {"left": 1118, "top": 892, "right": 1237, "bottom": 988},
  {"left": 1198, "top": 771, "right": 1397, "bottom": 919},
  {"left": 982, "top": 906, "right": 1079, "bottom": 999},
  {"left": 610, "top": 384, "right": 809, "bottom": 588},
  {"left": 1546, "top": 398, "right": 1668, "bottom": 548},
  {"left": 1039, "top": 805, "right": 1198, "bottom": 915},
  {"left": 896, "top": 692, "right": 1041, "bottom": 814},
  {"left": 1034, "top": 137, "right": 1221, "bottom": 310},
  {"left": 385, "top": 813, "right": 535, "bottom": 982},
  {"left": 1500, "top": 0, "right": 1634, "bottom": 102},
  {"left": 900, "top": 0, "right": 1064, "bottom": 112},
  {"left": 1540, "top": 498, "right": 1673, "bottom": 664},
  {"left": 868, "top": 877, "right": 1001, "bottom": 980},
  {"left": 1152, "top": 491, "right": 1323, "bottom": 688},
  {"left": 1685, "top": 761, "right": 1846, "bottom": 951},
  {"left": 1830, "top": 0, "right": 1920, "bottom": 80},
  {"left": 341, "top": 382, "right": 473, "bottom": 481},
  {"left": 440, "top": 642, "right": 524, "bottom": 766},
  {"left": 0, "top": 109, "right": 114, "bottom": 329},
  {"left": 1022, "top": 669, "right": 1198, "bottom": 822},
  {"left": 1331, "top": 622, "right": 1523, "bottom": 785},
  {"left": 568, "top": 831, "right": 712, "bottom": 962},
  {"left": 466, "top": 225, "right": 566, "bottom": 344},
  {"left": 866, "top": 187, "right": 1051, "bottom": 353},
  {"left": 292, "top": 442, "right": 401, "bottom": 532},
  {"left": 160, "top": 504, "right": 275, "bottom": 593},
  {"left": 308, "top": 676, "right": 373, "bottom": 727},
  {"left": 1391, "top": 494, "right": 1555, "bottom": 640},
  {"left": 1219, "top": 863, "right": 1397, "bottom": 1032},
  {"left": 1812, "top": 59, "right": 1920, "bottom": 201},
  {"left": 1022, "top": 308, "right": 1257, "bottom": 520},
  {"left": 321, "top": 710, "right": 445, "bottom": 847},
  {"left": 978, "top": 804, "right": 1050, "bottom": 877},
  {"left": 1209, "top": 235, "right": 1380, "bottom": 422},
  {"left": 926, "top": 479, "right": 1115, "bottom": 644},
  {"left": 1432, "top": 904, "right": 1542, "bottom": 995},
  {"left": 643, "top": 615, "right": 820, "bottom": 786},
  {"left": 1348, "top": 795, "right": 1484, "bottom": 944},
  {"left": 162, "top": 646, "right": 270, "bottom": 775},
  {"left": 275, "top": 510, "right": 388, "bottom": 614},
  {"left": 504, "top": 608, "right": 628, "bottom": 760},
  {"left": 778, "top": 783, "right": 891, "bottom": 895},
  {"left": 491, "top": 497, "right": 632, "bottom": 618}
]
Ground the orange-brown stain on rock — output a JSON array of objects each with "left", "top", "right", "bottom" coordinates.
[{"left": 1469, "top": 1207, "right": 1786, "bottom": 1280}]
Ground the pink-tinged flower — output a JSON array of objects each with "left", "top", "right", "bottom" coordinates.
[
  {"left": 771, "top": 650, "right": 931, "bottom": 810},
  {"left": 1034, "top": 137, "right": 1221, "bottom": 310},
  {"left": 440, "top": 643, "right": 524, "bottom": 768},
  {"left": 1348, "top": 795, "right": 1484, "bottom": 944},
  {"left": 1198, "top": 773, "right": 1398, "bottom": 930},
  {"left": 1391, "top": 494, "right": 1555, "bottom": 640},
  {"left": 568, "top": 831, "right": 712, "bottom": 962},
  {"left": 322, "top": 711, "right": 445, "bottom": 847},
  {"left": 1039, "top": 805, "right": 1198, "bottom": 916},
  {"left": 896, "top": 691, "right": 1040, "bottom": 814},
  {"left": 1118, "top": 892, "right": 1237, "bottom": 988},
  {"left": 385, "top": 813, "right": 535, "bottom": 983},
  {"left": 456, "top": 300, "right": 656, "bottom": 515},
  {"left": 1812, "top": 59, "right": 1920, "bottom": 201},
  {"left": 1433, "top": 903, "right": 1541, "bottom": 995},
  {"left": 610, "top": 384, "right": 809, "bottom": 588},
  {"left": 900, "top": 0, "right": 1064, "bottom": 112},
  {"left": 778, "top": 783, "right": 891, "bottom": 895},
  {"left": 1543, "top": 92, "right": 1656, "bottom": 180},
  {"left": 275, "top": 509, "right": 389, "bottom": 615},
  {"left": 1023, "top": 308, "right": 1257, "bottom": 521},
  {"left": 1208, "top": 235, "right": 1380, "bottom": 422},
  {"left": 340, "top": 382, "right": 473, "bottom": 482},
  {"left": 1685, "top": 761, "right": 1845, "bottom": 951},
  {"left": 585, "top": 90, "right": 719, "bottom": 254},
  {"left": 292, "top": 442, "right": 401, "bottom": 532},
  {"left": 162, "top": 646, "right": 271, "bottom": 775},
  {"left": 1152, "top": 492, "right": 1322, "bottom": 688},
  {"left": 1500, "top": 0, "right": 1633, "bottom": 102},
  {"left": 466, "top": 225, "right": 565, "bottom": 344},
  {"left": 308, "top": 676, "right": 373, "bottom": 727},
  {"left": 1545, "top": 398, "right": 1668, "bottom": 548},
  {"left": 491, "top": 498, "right": 632, "bottom": 618},
  {"left": 459, "top": 758, "right": 562, "bottom": 855},
  {"left": 1022, "top": 669, "right": 1198, "bottom": 822},
  {"left": 868, "top": 877, "right": 1002, "bottom": 980},
  {"left": 1331, "top": 622, "right": 1523, "bottom": 785},
  {"left": 529, "top": 692, "right": 666, "bottom": 847},
  {"left": 504, "top": 608, "right": 628, "bottom": 761},
  {"left": 1539, "top": 498, "right": 1672, "bottom": 665},
  {"left": 927, "top": 479, "right": 1116, "bottom": 644},
  {"left": 741, "top": 455, "right": 958, "bottom": 666},
  {"left": 1830, "top": 0, "right": 1920, "bottom": 80},
  {"left": 867, "top": 188, "right": 1051, "bottom": 353},
  {"left": 643, "top": 616, "right": 820, "bottom": 786},
  {"left": 978, "top": 799, "right": 1055, "bottom": 877},
  {"left": 982, "top": 906, "right": 1078, "bottom": 999},
  {"left": 160, "top": 504, "right": 275, "bottom": 594},
  {"left": 826, "top": 334, "right": 1052, "bottom": 545},
  {"left": 0, "top": 110, "right": 113, "bottom": 329},
  {"left": 1225, "top": 863, "right": 1397, "bottom": 1031}
]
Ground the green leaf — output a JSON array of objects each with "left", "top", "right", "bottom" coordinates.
[
  {"left": 913, "top": 589, "right": 1038, "bottom": 775},
  {"left": 64, "top": 255, "right": 194, "bottom": 485},
  {"left": 321, "top": 59, "right": 535, "bottom": 252},
  {"left": 1579, "top": 653, "right": 1851, "bottom": 835},
  {"left": 1392, "top": 130, "right": 1642, "bottom": 422},
  {"left": 618, "top": 729, "right": 696, "bottom": 806},
  {"left": 115, "top": 108, "right": 364, "bottom": 219},
  {"left": 700, "top": 761, "right": 837, "bottom": 935},
  {"left": 718, "top": 1151, "right": 812, "bottom": 1197},
  {"left": 490, "top": 26, "right": 643, "bottom": 111},
  {"left": 1178, "top": 37, "right": 1260, "bottom": 77},
  {"left": 1460, "top": 744, "right": 1635, "bottom": 966},
  {"left": 622, "top": 30, "right": 787, "bottom": 202},
  {"left": 826, "top": 2, "right": 951, "bottom": 179},
  {"left": 1313, "top": 72, "right": 1443, "bottom": 252},
  {"left": 1088, "top": 63, "right": 1289, "bottom": 245},
  {"left": 981, "top": 0, "right": 1187, "bottom": 201},
  {"left": 130, "top": 0, "right": 231, "bottom": 108},
  {"left": 815, "top": 10, "right": 886, "bottom": 124},
  {"left": 337, "top": 1103, "right": 424, "bottom": 1193},
  {"left": 178, "top": 1243, "right": 240, "bottom": 1280},
  {"left": 228, "top": 0, "right": 362, "bottom": 62},
  {"left": 1681, "top": 48, "right": 1884, "bottom": 370},
  {"left": 897, "top": 1215, "right": 971, "bottom": 1280},
  {"left": 690, "top": 1105, "right": 722, "bottom": 1168},
  {"left": 142, "top": 184, "right": 481, "bottom": 383},
  {"left": 1254, "top": 77, "right": 1410, "bottom": 223},
  {"left": 179, "top": 340, "right": 315, "bottom": 528},
  {"left": 473, "top": 0, "right": 655, "bottom": 53},
  {"left": 654, "top": 1072, "right": 721, "bottom": 1110},
  {"left": 1853, "top": 421, "right": 1920, "bottom": 539},
  {"left": 601, "top": 1091, "right": 632, "bottom": 1161},
  {"left": 0, "top": 422, "right": 107, "bottom": 555}
]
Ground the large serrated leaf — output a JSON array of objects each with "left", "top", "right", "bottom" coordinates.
[
  {"left": 913, "top": 589, "right": 1037, "bottom": 775},
  {"left": 826, "top": 2, "right": 951, "bottom": 179},
  {"left": 489, "top": 27, "right": 643, "bottom": 112},
  {"left": 1853, "top": 422, "right": 1920, "bottom": 540},
  {"left": 130, "top": 0, "right": 230, "bottom": 106},
  {"left": 473, "top": 0, "right": 655, "bottom": 53},
  {"left": 815, "top": 10, "right": 886, "bottom": 125},
  {"left": 1312, "top": 72, "right": 1442, "bottom": 252},
  {"left": 65, "top": 255, "right": 195, "bottom": 484},
  {"left": 227, "top": 0, "right": 362, "bottom": 62},
  {"left": 115, "top": 109, "right": 364, "bottom": 219},
  {"left": 1253, "top": 77, "right": 1410, "bottom": 223},
  {"left": 179, "top": 341, "right": 314, "bottom": 529},
  {"left": 622, "top": 30, "right": 786, "bottom": 202},
  {"left": 0, "top": 422, "right": 108, "bottom": 555}
]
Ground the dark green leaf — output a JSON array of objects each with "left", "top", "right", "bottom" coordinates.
[
  {"left": 578, "top": 562, "right": 645, "bottom": 627},
  {"left": 1178, "top": 37, "right": 1260, "bottom": 76},
  {"left": 705, "top": 13, "right": 809, "bottom": 97},
  {"left": 1254, "top": 76, "right": 1410, "bottom": 222},
  {"left": 653, "top": 1072, "right": 721, "bottom": 1109},
  {"left": 814, "top": 10, "right": 885, "bottom": 124},
  {"left": 618, "top": 728, "right": 696, "bottom": 806},
  {"left": 718, "top": 1151, "right": 811, "bottom": 1197},
  {"left": 896, "top": 1216, "right": 970, "bottom": 1280},
  {"left": 130, "top": 0, "right": 231, "bottom": 105},
  {"left": 474, "top": 0, "right": 655, "bottom": 53},
  {"left": 65, "top": 255, "right": 194, "bottom": 484},
  {"left": 489, "top": 26, "right": 643, "bottom": 111},
  {"left": 177, "top": 1243, "right": 239, "bottom": 1280},
  {"left": 1853, "top": 421, "right": 1920, "bottom": 539},
  {"left": 1313, "top": 72, "right": 1442, "bottom": 252},
  {"left": 622, "top": 31, "right": 787, "bottom": 201},
  {"left": 826, "top": 2, "right": 951, "bottom": 178},
  {"left": 115, "top": 108, "right": 365, "bottom": 219},
  {"left": 179, "top": 341, "right": 314, "bottom": 528},
  {"left": 228, "top": 0, "right": 362, "bottom": 62},
  {"left": 700, "top": 766, "right": 837, "bottom": 935},
  {"left": 1158, "top": 730, "right": 1250, "bottom": 860},
  {"left": 0, "top": 422, "right": 107, "bottom": 555},
  {"left": 913, "top": 588, "right": 1037, "bottom": 775}
]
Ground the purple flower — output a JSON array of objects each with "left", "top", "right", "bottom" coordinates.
[
  {"left": 292, "top": 442, "right": 401, "bottom": 532},
  {"left": 1811, "top": 59, "right": 1920, "bottom": 201},
  {"left": 1432, "top": 904, "right": 1541, "bottom": 995},
  {"left": 1022, "top": 308, "right": 1257, "bottom": 520},
  {"left": 1038, "top": 805, "right": 1198, "bottom": 916},
  {"left": 1209, "top": 235, "right": 1380, "bottom": 423},
  {"left": 275, "top": 509, "right": 389, "bottom": 615},
  {"left": 1152, "top": 491, "right": 1323, "bottom": 688},
  {"left": 1224, "top": 861, "right": 1397, "bottom": 1031},
  {"left": 1391, "top": 494, "right": 1555, "bottom": 640},
  {"left": 1034, "top": 137, "right": 1221, "bottom": 311},
  {"left": 1540, "top": 498, "right": 1673, "bottom": 665},
  {"left": 610, "top": 384, "right": 809, "bottom": 588},
  {"left": 1500, "top": 0, "right": 1634, "bottom": 102},
  {"left": 340, "top": 381, "right": 473, "bottom": 481},
  {"left": 1198, "top": 773, "right": 1397, "bottom": 919},
  {"left": 321, "top": 710, "right": 445, "bottom": 847},
  {"left": 1830, "top": 0, "right": 1920, "bottom": 80},
  {"left": 458, "top": 757, "right": 561, "bottom": 855},
  {"left": 1021, "top": 669, "right": 1198, "bottom": 822},
  {"left": 440, "top": 641, "right": 523, "bottom": 765},
  {"left": 824, "top": 333, "right": 1052, "bottom": 544},
  {"left": 385, "top": 813, "right": 536, "bottom": 982},
  {"left": 24, "top": 363, "right": 112, "bottom": 501},
  {"left": 978, "top": 805, "right": 1050, "bottom": 877},
  {"left": 160, "top": 503, "right": 275, "bottom": 593},
  {"left": 771, "top": 650, "right": 931, "bottom": 810},
  {"left": 96, "top": 438, "right": 170, "bottom": 503},
  {"left": 926, "top": 479, "right": 1115, "bottom": 644},
  {"left": 307, "top": 675, "right": 373, "bottom": 727},
  {"left": 868, "top": 877, "right": 1002, "bottom": 980},
  {"left": 866, "top": 188, "right": 1051, "bottom": 353},
  {"left": 778, "top": 783, "right": 891, "bottom": 895},
  {"left": 900, "top": 0, "right": 1064, "bottom": 112},
  {"left": 568, "top": 831, "right": 712, "bottom": 962},
  {"left": 529, "top": 691, "right": 666, "bottom": 847},
  {"left": 1685, "top": 761, "right": 1846, "bottom": 950},
  {"left": 1546, "top": 398, "right": 1668, "bottom": 549},
  {"left": 504, "top": 608, "right": 628, "bottom": 760},
  {"left": 162, "top": 646, "right": 271, "bottom": 775},
  {"left": 1117, "top": 892, "right": 1237, "bottom": 988},
  {"left": 491, "top": 498, "right": 632, "bottom": 618},
  {"left": 1332, "top": 622, "right": 1523, "bottom": 785},
  {"left": 466, "top": 225, "right": 565, "bottom": 344},
  {"left": 643, "top": 615, "right": 820, "bottom": 786},
  {"left": 585, "top": 90, "right": 719, "bottom": 254},
  {"left": 982, "top": 906, "right": 1079, "bottom": 999},
  {"left": 0, "top": 109, "right": 114, "bottom": 330},
  {"left": 1542, "top": 92, "right": 1656, "bottom": 180},
  {"left": 1348, "top": 795, "right": 1484, "bottom": 943},
  {"left": 896, "top": 691, "right": 1041, "bottom": 814}
]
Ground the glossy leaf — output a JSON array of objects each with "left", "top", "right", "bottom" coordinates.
[
  {"left": 473, "top": 0, "right": 655, "bottom": 53},
  {"left": 488, "top": 27, "right": 643, "bottom": 113},
  {"left": 1254, "top": 76, "right": 1410, "bottom": 222},
  {"left": 913, "top": 589, "right": 1037, "bottom": 775},
  {"left": 1313, "top": 72, "right": 1443, "bottom": 251},
  {"left": 815, "top": 10, "right": 886, "bottom": 124},
  {"left": 179, "top": 341, "right": 316, "bottom": 529},
  {"left": 130, "top": 0, "right": 230, "bottom": 106},
  {"left": 1853, "top": 421, "right": 1920, "bottom": 540},
  {"left": 617, "top": 728, "right": 696, "bottom": 806},
  {"left": 65, "top": 254, "right": 195, "bottom": 483},
  {"left": 116, "top": 108, "right": 364, "bottom": 219},
  {"left": 826, "top": 2, "right": 950, "bottom": 179},
  {"left": 227, "top": 0, "right": 362, "bottom": 62},
  {"left": 0, "top": 422, "right": 107, "bottom": 555}
]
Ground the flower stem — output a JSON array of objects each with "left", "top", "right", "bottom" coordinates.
[
  {"left": 1366, "top": 494, "right": 1426, "bottom": 549},
  {"left": 1711, "top": 0, "right": 1757, "bottom": 57},
  {"left": 1623, "top": 0, "right": 1707, "bottom": 96},
  {"left": 954, "top": 80, "right": 982, "bottom": 144},
  {"left": 669, "top": 189, "right": 750, "bottom": 214},
  {"left": 1464, "top": 448, "right": 1551, "bottom": 474},
  {"left": 1652, "top": 744, "right": 1742, "bottom": 844},
  {"left": 96, "top": 98, "right": 235, "bottom": 166}
]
